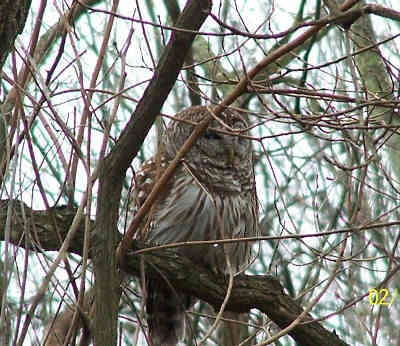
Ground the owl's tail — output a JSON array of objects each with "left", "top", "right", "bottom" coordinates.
[
  {"left": 217, "top": 311, "right": 250, "bottom": 345},
  {"left": 146, "top": 279, "right": 188, "bottom": 346}
]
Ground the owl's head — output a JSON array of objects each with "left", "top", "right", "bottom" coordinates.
[
  {"left": 163, "top": 105, "right": 253, "bottom": 192},
  {"left": 164, "top": 105, "right": 251, "bottom": 166}
]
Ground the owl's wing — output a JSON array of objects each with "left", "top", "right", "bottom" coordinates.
[{"left": 131, "top": 154, "right": 170, "bottom": 240}]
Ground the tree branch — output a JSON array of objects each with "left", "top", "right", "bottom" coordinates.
[
  {"left": 0, "top": 0, "right": 31, "bottom": 71},
  {"left": 1, "top": 199, "right": 349, "bottom": 346},
  {"left": 93, "top": 1, "right": 212, "bottom": 345}
]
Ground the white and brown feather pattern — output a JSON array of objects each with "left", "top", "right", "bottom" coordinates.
[
  {"left": 132, "top": 105, "right": 258, "bottom": 346},
  {"left": 131, "top": 155, "right": 170, "bottom": 240}
]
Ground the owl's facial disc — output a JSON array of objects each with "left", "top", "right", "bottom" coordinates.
[{"left": 202, "top": 130, "right": 221, "bottom": 140}]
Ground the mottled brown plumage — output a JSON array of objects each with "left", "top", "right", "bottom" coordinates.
[{"left": 132, "top": 105, "right": 258, "bottom": 345}]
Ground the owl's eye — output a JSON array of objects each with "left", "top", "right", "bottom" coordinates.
[{"left": 203, "top": 131, "right": 221, "bottom": 140}]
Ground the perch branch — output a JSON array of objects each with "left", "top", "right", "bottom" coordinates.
[{"left": 0, "top": 200, "right": 349, "bottom": 346}]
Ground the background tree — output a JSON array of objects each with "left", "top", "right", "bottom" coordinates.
[{"left": 1, "top": 0, "right": 400, "bottom": 345}]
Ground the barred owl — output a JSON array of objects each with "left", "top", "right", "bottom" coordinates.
[{"left": 133, "top": 105, "right": 258, "bottom": 346}]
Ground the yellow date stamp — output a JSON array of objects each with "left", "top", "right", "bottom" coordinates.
[{"left": 368, "top": 288, "right": 398, "bottom": 306}]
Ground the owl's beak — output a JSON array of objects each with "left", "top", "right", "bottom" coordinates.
[{"left": 226, "top": 147, "right": 235, "bottom": 165}]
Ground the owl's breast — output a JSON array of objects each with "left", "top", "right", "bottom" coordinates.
[{"left": 147, "top": 175, "right": 257, "bottom": 272}]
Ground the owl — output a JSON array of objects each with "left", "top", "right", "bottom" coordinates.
[{"left": 132, "top": 105, "right": 258, "bottom": 346}]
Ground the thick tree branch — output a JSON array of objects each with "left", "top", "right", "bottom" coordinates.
[
  {"left": 93, "top": 1, "right": 212, "bottom": 345},
  {"left": 0, "top": 0, "right": 31, "bottom": 72},
  {"left": 1, "top": 200, "right": 349, "bottom": 346},
  {"left": 125, "top": 248, "right": 349, "bottom": 346},
  {"left": 0, "top": 0, "right": 32, "bottom": 181}
]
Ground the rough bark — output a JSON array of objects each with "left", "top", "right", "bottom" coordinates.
[
  {"left": 0, "top": 0, "right": 31, "bottom": 72},
  {"left": 0, "top": 0, "right": 32, "bottom": 178}
]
